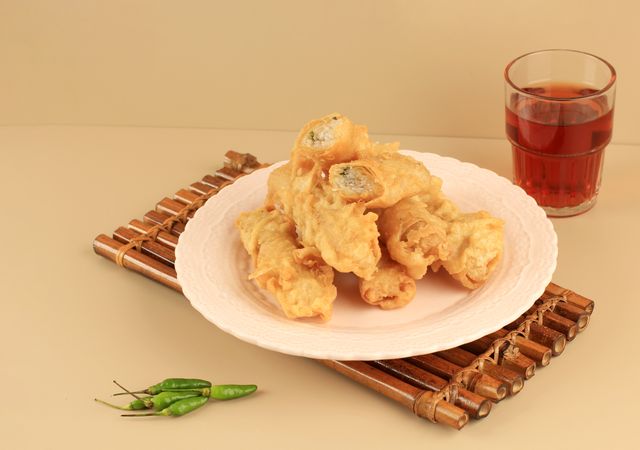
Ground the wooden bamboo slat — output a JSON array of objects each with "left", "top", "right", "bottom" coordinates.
[
  {"left": 460, "top": 335, "right": 537, "bottom": 380},
  {"left": 369, "top": 359, "right": 492, "bottom": 419},
  {"left": 92, "top": 150, "right": 594, "bottom": 430},
  {"left": 432, "top": 349, "right": 525, "bottom": 396}
]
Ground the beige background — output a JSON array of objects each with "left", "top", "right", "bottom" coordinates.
[
  {"left": 2, "top": 1, "right": 640, "bottom": 449},
  {"left": 1, "top": 0, "right": 639, "bottom": 142}
]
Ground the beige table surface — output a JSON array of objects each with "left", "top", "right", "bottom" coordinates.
[{"left": 1, "top": 126, "right": 639, "bottom": 449}]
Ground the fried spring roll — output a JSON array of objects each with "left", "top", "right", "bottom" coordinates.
[
  {"left": 378, "top": 196, "right": 449, "bottom": 280},
  {"left": 431, "top": 212, "right": 504, "bottom": 289},
  {"left": 236, "top": 208, "right": 337, "bottom": 321},
  {"left": 293, "top": 182, "right": 381, "bottom": 280},
  {"left": 290, "top": 113, "right": 370, "bottom": 172},
  {"left": 359, "top": 141, "right": 401, "bottom": 158},
  {"left": 267, "top": 142, "right": 401, "bottom": 213},
  {"left": 358, "top": 248, "right": 417, "bottom": 309},
  {"left": 264, "top": 162, "right": 381, "bottom": 279},
  {"left": 328, "top": 153, "right": 432, "bottom": 208},
  {"left": 265, "top": 162, "right": 292, "bottom": 211},
  {"left": 415, "top": 176, "right": 460, "bottom": 222}
]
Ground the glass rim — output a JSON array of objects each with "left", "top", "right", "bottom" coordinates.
[{"left": 504, "top": 49, "right": 617, "bottom": 101}]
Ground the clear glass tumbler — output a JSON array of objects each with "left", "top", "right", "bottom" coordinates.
[{"left": 504, "top": 49, "right": 616, "bottom": 217}]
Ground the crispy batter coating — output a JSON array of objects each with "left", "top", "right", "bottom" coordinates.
[
  {"left": 235, "top": 207, "right": 337, "bottom": 321},
  {"left": 264, "top": 159, "right": 381, "bottom": 280},
  {"left": 264, "top": 162, "right": 292, "bottom": 212},
  {"left": 416, "top": 177, "right": 504, "bottom": 288},
  {"left": 431, "top": 211, "right": 504, "bottom": 289},
  {"left": 358, "top": 247, "right": 417, "bottom": 309},
  {"left": 328, "top": 152, "right": 432, "bottom": 208},
  {"left": 290, "top": 170, "right": 381, "bottom": 279},
  {"left": 378, "top": 195, "right": 449, "bottom": 279},
  {"left": 359, "top": 141, "right": 400, "bottom": 159},
  {"left": 415, "top": 176, "right": 460, "bottom": 222}
]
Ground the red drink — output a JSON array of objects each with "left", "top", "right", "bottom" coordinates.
[
  {"left": 504, "top": 50, "right": 616, "bottom": 217},
  {"left": 506, "top": 83, "right": 614, "bottom": 212}
]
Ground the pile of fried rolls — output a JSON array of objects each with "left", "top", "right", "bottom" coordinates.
[{"left": 236, "top": 114, "right": 504, "bottom": 321}]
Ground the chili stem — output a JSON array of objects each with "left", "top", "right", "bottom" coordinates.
[
  {"left": 112, "top": 390, "right": 147, "bottom": 396},
  {"left": 121, "top": 412, "right": 157, "bottom": 417},
  {"left": 112, "top": 380, "right": 142, "bottom": 399},
  {"left": 94, "top": 398, "right": 128, "bottom": 411}
]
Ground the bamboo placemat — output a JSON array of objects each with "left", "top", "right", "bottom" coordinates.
[{"left": 93, "top": 150, "right": 594, "bottom": 430}]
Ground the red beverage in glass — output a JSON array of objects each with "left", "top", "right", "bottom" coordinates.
[
  {"left": 506, "top": 83, "right": 614, "bottom": 210},
  {"left": 504, "top": 50, "right": 616, "bottom": 217}
]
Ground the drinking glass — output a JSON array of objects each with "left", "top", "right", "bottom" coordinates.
[{"left": 504, "top": 49, "right": 616, "bottom": 217}]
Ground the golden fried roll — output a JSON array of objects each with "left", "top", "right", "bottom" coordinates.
[
  {"left": 432, "top": 211, "right": 504, "bottom": 289},
  {"left": 235, "top": 207, "right": 337, "bottom": 321},
  {"left": 355, "top": 141, "right": 400, "bottom": 159},
  {"left": 416, "top": 176, "right": 460, "bottom": 222},
  {"left": 328, "top": 153, "right": 432, "bottom": 208},
  {"left": 290, "top": 113, "right": 370, "bottom": 171},
  {"left": 378, "top": 196, "right": 449, "bottom": 279},
  {"left": 266, "top": 161, "right": 381, "bottom": 279},
  {"left": 264, "top": 162, "right": 292, "bottom": 211},
  {"left": 328, "top": 164, "right": 383, "bottom": 204},
  {"left": 290, "top": 180, "right": 381, "bottom": 279},
  {"left": 358, "top": 247, "right": 417, "bottom": 309}
]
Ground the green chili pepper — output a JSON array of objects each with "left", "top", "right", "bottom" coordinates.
[
  {"left": 151, "top": 391, "right": 202, "bottom": 410},
  {"left": 114, "top": 378, "right": 212, "bottom": 396},
  {"left": 149, "top": 378, "right": 211, "bottom": 394},
  {"left": 207, "top": 384, "right": 257, "bottom": 400},
  {"left": 96, "top": 391, "right": 202, "bottom": 411},
  {"left": 100, "top": 379, "right": 206, "bottom": 411},
  {"left": 145, "top": 384, "right": 258, "bottom": 400},
  {"left": 122, "top": 396, "right": 209, "bottom": 417},
  {"left": 94, "top": 397, "right": 151, "bottom": 411}
]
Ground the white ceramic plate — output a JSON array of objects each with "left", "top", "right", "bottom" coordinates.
[{"left": 176, "top": 151, "right": 557, "bottom": 360}]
